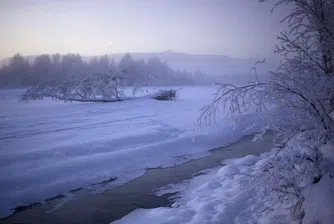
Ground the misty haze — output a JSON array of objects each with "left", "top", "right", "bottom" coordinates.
[{"left": 0, "top": 1, "right": 333, "bottom": 224}]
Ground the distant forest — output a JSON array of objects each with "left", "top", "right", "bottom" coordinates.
[{"left": 0, "top": 53, "right": 203, "bottom": 88}]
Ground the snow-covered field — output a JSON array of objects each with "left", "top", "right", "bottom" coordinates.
[{"left": 0, "top": 86, "right": 266, "bottom": 218}]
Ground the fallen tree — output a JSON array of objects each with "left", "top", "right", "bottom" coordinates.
[
  {"left": 20, "top": 70, "right": 130, "bottom": 103},
  {"left": 151, "top": 88, "right": 180, "bottom": 101},
  {"left": 20, "top": 70, "right": 179, "bottom": 103}
]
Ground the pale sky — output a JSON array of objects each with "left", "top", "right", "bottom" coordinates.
[{"left": 0, "top": 0, "right": 288, "bottom": 59}]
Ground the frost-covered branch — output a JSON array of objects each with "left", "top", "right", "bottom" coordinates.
[
  {"left": 197, "top": 1, "right": 334, "bottom": 222},
  {"left": 198, "top": 82, "right": 268, "bottom": 126},
  {"left": 20, "top": 70, "right": 129, "bottom": 103},
  {"left": 263, "top": 0, "right": 334, "bottom": 74},
  {"left": 199, "top": 0, "right": 334, "bottom": 143}
]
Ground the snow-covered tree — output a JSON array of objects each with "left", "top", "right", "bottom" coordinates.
[
  {"left": 263, "top": 0, "right": 334, "bottom": 75},
  {"left": 21, "top": 69, "right": 128, "bottom": 102},
  {"left": 200, "top": 0, "right": 334, "bottom": 144},
  {"left": 197, "top": 2, "right": 334, "bottom": 221}
]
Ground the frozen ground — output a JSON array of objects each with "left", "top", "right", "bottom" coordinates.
[
  {"left": 112, "top": 153, "right": 281, "bottom": 224},
  {"left": 0, "top": 86, "right": 266, "bottom": 218},
  {"left": 113, "top": 141, "right": 334, "bottom": 224}
]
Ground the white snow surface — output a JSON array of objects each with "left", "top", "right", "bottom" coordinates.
[
  {"left": 112, "top": 149, "right": 294, "bottom": 224},
  {"left": 0, "top": 86, "right": 265, "bottom": 218},
  {"left": 301, "top": 143, "right": 334, "bottom": 224},
  {"left": 113, "top": 138, "right": 334, "bottom": 224},
  {"left": 302, "top": 174, "right": 334, "bottom": 224}
]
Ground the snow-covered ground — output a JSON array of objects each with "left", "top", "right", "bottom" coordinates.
[
  {"left": 113, "top": 140, "right": 334, "bottom": 224},
  {"left": 0, "top": 86, "right": 266, "bottom": 218},
  {"left": 113, "top": 153, "right": 282, "bottom": 224}
]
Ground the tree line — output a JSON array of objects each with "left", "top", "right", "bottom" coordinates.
[{"left": 0, "top": 53, "right": 199, "bottom": 88}]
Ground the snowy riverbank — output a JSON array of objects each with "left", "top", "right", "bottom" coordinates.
[
  {"left": 0, "top": 86, "right": 267, "bottom": 218},
  {"left": 114, "top": 137, "right": 334, "bottom": 224},
  {"left": 2, "top": 131, "right": 277, "bottom": 224}
]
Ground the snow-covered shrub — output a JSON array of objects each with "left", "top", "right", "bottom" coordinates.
[
  {"left": 151, "top": 89, "right": 178, "bottom": 101},
  {"left": 302, "top": 174, "right": 334, "bottom": 224},
  {"left": 20, "top": 69, "right": 128, "bottom": 102},
  {"left": 20, "top": 82, "right": 49, "bottom": 101},
  {"left": 93, "top": 72, "right": 126, "bottom": 100},
  {"left": 222, "top": 137, "right": 334, "bottom": 223}
]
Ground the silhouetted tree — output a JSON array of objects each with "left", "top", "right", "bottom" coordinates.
[
  {"left": 32, "top": 54, "right": 51, "bottom": 84},
  {"left": 97, "top": 55, "right": 110, "bottom": 74},
  {"left": 8, "top": 54, "right": 31, "bottom": 87}
]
